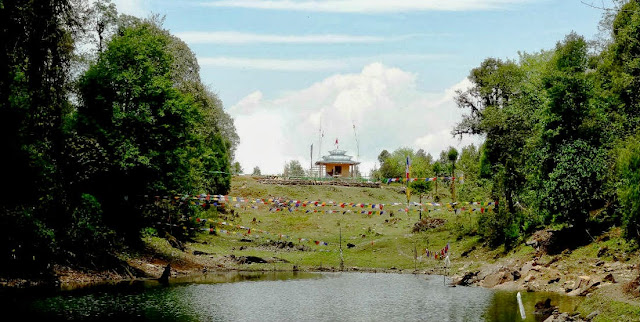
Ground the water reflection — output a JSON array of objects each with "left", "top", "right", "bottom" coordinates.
[{"left": 0, "top": 272, "right": 582, "bottom": 321}]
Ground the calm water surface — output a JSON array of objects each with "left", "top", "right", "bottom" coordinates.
[{"left": 1, "top": 272, "right": 582, "bottom": 321}]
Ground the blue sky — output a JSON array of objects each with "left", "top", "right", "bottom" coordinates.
[{"left": 113, "top": 0, "right": 608, "bottom": 175}]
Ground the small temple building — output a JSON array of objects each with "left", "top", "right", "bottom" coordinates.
[{"left": 315, "top": 149, "right": 360, "bottom": 178}]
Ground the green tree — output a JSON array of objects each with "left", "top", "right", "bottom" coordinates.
[
  {"left": 284, "top": 160, "right": 305, "bottom": 177},
  {"left": 456, "top": 144, "right": 490, "bottom": 202},
  {"left": 535, "top": 33, "right": 609, "bottom": 229},
  {"left": 232, "top": 162, "right": 243, "bottom": 175},
  {"left": 432, "top": 161, "right": 444, "bottom": 198},
  {"left": 617, "top": 133, "right": 640, "bottom": 244},
  {"left": 410, "top": 180, "right": 433, "bottom": 219},
  {"left": 252, "top": 166, "right": 262, "bottom": 176},
  {"left": 608, "top": 0, "right": 640, "bottom": 130},
  {"left": 76, "top": 20, "right": 231, "bottom": 239},
  {"left": 0, "top": 0, "right": 78, "bottom": 272}
]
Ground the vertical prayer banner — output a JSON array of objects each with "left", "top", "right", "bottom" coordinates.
[{"left": 405, "top": 156, "right": 411, "bottom": 201}]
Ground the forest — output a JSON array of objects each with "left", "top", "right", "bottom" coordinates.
[
  {"left": 373, "top": 0, "right": 640, "bottom": 250},
  {"left": 0, "top": 0, "right": 238, "bottom": 276}
]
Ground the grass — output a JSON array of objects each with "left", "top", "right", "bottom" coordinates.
[
  {"left": 181, "top": 176, "right": 489, "bottom": 272},
  {"left": 577, "top": 288, "right": 640, "bottom": 322}
]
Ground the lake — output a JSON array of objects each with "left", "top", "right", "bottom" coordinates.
[{"left": 0, "top": 272, "right": 582, "bottom": 321}]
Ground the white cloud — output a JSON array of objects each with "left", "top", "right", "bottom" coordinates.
[
  {"left": 229, "top": 63, "right": 483, "bottom": 175},
  {"left": 198, "top": 57, "right": 348, "bottom": 71},
  {"left": 174, "top": 31, "right": 396, "bottom": 44},
  {"left": 197, "top": 54, "right": 449, "bottom": 72},
  {"left": 112, "top": 0, "right": 151, "bottom": 17},
  {"left": 200, "top": 0, "right": 535, "bottom": 13}
]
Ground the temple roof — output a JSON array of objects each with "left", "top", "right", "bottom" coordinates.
[{"left": 315, "top": 149, "right": 360, "bottom": 165}]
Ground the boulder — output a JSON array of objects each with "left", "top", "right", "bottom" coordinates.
[
  {"left": 512, "top": 270, "right": 521, "bottom": 281},
  {"left": 237, "top": 256, "right": 268, "bottom": 264},
  {"left": 602, "top": 273, "right": 616, "bottom": 283},
  {"left": 534, "top": 298, "right": 557, "bottom": 320},
  {"left": 482, "top": 270, "right": 513, "bottom": 288},
  {"left": 456, "top": 271, "right": 479, "bottom": 286}
]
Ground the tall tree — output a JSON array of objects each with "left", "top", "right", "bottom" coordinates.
[
  {"left": 534, "top": 33, "right": 608, "bottom": 229},
  {"left": 0, "top": 0, "right": 78, "bottom": 272},
  {"left": 75, "top": 19, "right": 234, "bottom": 239}
]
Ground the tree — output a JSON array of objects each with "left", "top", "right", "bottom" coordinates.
[
  {"left": 232, "top": 162, "right": 243, "bottom": 175},
  {"left": 432, "top": 161, "right": 444, "bottom": 198},
  {"left": 410, "top": 180, "right": 433, "bottom": 219},
  {"left": 617, "top": 133, "right": 640, "bottom": 244},
  {"left": 447, "top": 147, "right": 459, "bottom": 201},
  {"left": 535, "top": 33, "right": 608, "bottom": 229},
  {"left": 378, "top": 150, "right": 391, "bottom": 163},
  {"left": 0, "top": 0, "right": 79, "bottom": 272},
  {"left": 454, "top": 54, "right": 539, "bottom": 215},
  {"left": 252, "top": 166, "right": 262, "bottom": 176},
  {"left": 453, "top": 58, "right": 524, "bottom": 136},
  {"left": 456, "top": 144, "right": 490, "bottom": 202},
  {"left": 76, "top": 19, "right": 233, "bottom": 240},
  {"left": 283, "top": 160, "right": 305, "bottom": 177}
]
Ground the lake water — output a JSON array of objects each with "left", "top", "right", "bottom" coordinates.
[{"left": 1, "top": 272, "right": 582, "bottom": 321}]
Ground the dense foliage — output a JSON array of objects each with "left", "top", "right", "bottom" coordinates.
[
  {"left": 0, "top": 1, "right": 237, "bottom": 274},
  {"left": 452, "top": 1, "right": 640, "bottom": 248},
  {"left": 371, "top": 1, "right": 640, "bottom": 249}
]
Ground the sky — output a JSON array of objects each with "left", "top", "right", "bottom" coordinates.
[{"left": 112, "top": 0, "right": 609, "bottom": 175}]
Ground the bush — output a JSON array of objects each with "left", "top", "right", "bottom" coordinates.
[
  {"left": 617, "top": 134, "right": 640, "bottom": 244},
  {"left": 67, "top": 194, "right": 115, "bottom": 254},
  {"left": 477, "top": 206, "right": 525, "bottom": 249}
]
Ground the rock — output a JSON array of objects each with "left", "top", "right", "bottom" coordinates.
[
  {"left": 165, "top": 233, "right": 185, "bottom": 251},
  {"left": 597, "top": 246, "right": 609, "bottom": 258},
  {"left": 602, "top": 273, "right": 616, "bottom": 283},
  {"left": 535, "top": 298, "right": 557, "bottom": 320},
  {"left": 525, "top": 239, "right": 539, "bottom": 248},
  {"left": 159, "top": 263, "right": 171, "bottom": 283},
  {"left": 546, "top": 256, "right": 560, "bottom": 267},
  {"left": 521, "top": 261, "right": 535, "bottom": 275},
  {"left": 236, "top": 256, "right": 267, "bottom": 264},
  {"left": 578, "top": 276, "right": 591, "bottom": 288},
  {"left": 524, "top": 274, "right": 536, "bottom": 283},
  {"left": 482, "top": 270, "right": 513, "bottom": 288},
  {"left": 543, "top": 311, "right": 585, "bottom": 322},
  {"left": 548, "top": 277, "right": 561, "bottom": 284},
  {"left": 564, "top": 280, "right": 575, "bottom": 293},
  {"left": 512, "top": 270, "right": 521, "bottom": 281},
  {"left": 585, "top": 310, "right": 599, "bottom": 320},
  {"left": 460, "top": 246, "right": 476, "bottom": 257},
  {"left": 456, "top": 271, "right": 479, "bottom": 286}
]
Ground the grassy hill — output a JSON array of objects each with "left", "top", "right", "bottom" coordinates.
[
  {"left": 183, "top": 175, "right": 485, "bottom": 272},
  {"left": 134, "top": 175, "right": 639, "bottom": 321}
]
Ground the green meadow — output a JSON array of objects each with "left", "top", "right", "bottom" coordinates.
[{"left": 174, "top": 176, "right": 494, "bottom": 272}]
